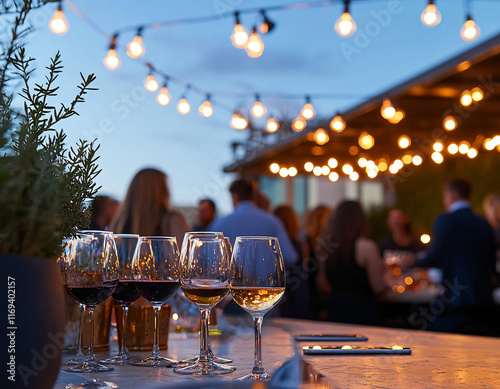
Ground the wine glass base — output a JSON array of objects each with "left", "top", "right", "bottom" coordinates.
[
  {"left": 237, "top": 371, "right": 271, "bottom": 381},
  {"left": 100, "top": 355, "right": 141, "bottom": 365},
  {"left": 180, "top": 355, "right": 233, "bottom": 364},
  {"left": 65, "top": 379, "right": 117, "bottom": 388},
  {"left": 174, "top": 361, "right": 236, "bottom": 376},
  {"left": 63, "top": 362, "right": 114, "bottom": 373},
  {"left": 65, "top": 357, "right": 85, "bottom": 366},
  {"left": 130, "top": 356, "right": 179, "bottom": 367}
]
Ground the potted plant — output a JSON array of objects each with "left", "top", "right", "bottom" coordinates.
[{"left": 0, "top": 2, "right": 100, "bottom": 388}]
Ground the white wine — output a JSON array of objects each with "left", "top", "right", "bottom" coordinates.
[
  {"left": 182, "top": 286, "right": 229, "bottom": 307},
  {"left": 230, "top": 286, "right": 285, "bottom": 313}
]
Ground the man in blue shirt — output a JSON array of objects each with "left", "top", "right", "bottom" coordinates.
[{"left": 210, "top": 179, "right": 298, "bottom": 267}]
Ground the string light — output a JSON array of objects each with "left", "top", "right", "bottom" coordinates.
[
  {"left": 288, "top": 167, "right": 298, "bottom": 177},
  {"left": 421, "top": 0, "right": 441, "bottom": 27},
  {"left": 342, "top": 164, "right": 354, "bottom": 175},
  {"left": 330, "top": 114, "right": 346, "bottom": 133},
  {"left": 431, "top": 151, "right": 444, "bottom": 164},
  {"left": 398, "top": 135, "right": 411, "bottom": 149},
  {"left": 49, "top": 4, "right": 69, "bottom": 34},
  {"left": 156, "top": 84, "right": 171, "bottom": 106},
  {"left": 334, "top": 0, "right": 356, "bottom": 37},
  {"left": 402, "top": 154, "right": 413, "bottom": 164},
  {"left": 378, "top": 160, "right": 388, "bottom": 171},
  {"left": 387, "top": 109, "right": 405, "bottom": 124},
  {"left": 329, "top": 172, "right": 339, "bottom": 182},
  {"left": 448, "top": 143, "right": 459, "bottom": 154},
  {"left": 380, "top": 99, "right": 396, "bottom": 119},
  {"left": 458, "top": 141, "right": 470, "bottom": 154},
  {"left": 460, "top": 90, "right": 473, "bottom": 106},
  {"left": 467, "top": 148, "right": 478, "bottom": 158},
  {"left": 231, "top": 12, "right": 249, "bottom": 48},
  {"left": 349, "top": 171, "right": 359, "bottom": 181},
  {"left": 198, "top": 95, "right": 213, "bottom": 117},
  {"left": 300, "top": 97, "right": 316, "bottom": 120},
  {"left": 358, "top": 131, "right": 374, "bottom": 150},
  {"left": 250, "top": 95, "right": 266, "bottom": 118},
  {"left": 230, "top": 110, "right": 248, "bottom": 130},
  {"left": 328, "top": 158, "right": 338, "bottom": 168},
  {"left": 460, "top": 15, "right": 480, "bottom": 41},
  {"left": 367, "top": 168, "right": 378, "bottom": 178},
  {"left": 471, "top": 87, "right": 484, "bottom": 101},
  {"left": 259, "top": 10, "right": 276, "bottom": 34},
  {"left": 321, "top": 165, "right": 331, "bottom": 175},
  {"left": 266, "top": 117, "right": 279, "bottom": 133},
  {"left": 389, "top": 164, "right": 399, "bottom": 174},
  {"left": 279, "top": 167, "right": 289, "bottom": 178},
  {"left": 394, "top": 159, "right": 403, "bottom": 170},
  {"left": 314, "top": 128, "right": 329, "bottom": 145},
  {"left": 313, "top": 166, "right": 322, "bottom": 176},
  {"left": 443, "top": 115, "right": 457, "bottom": 131},
  {"left": 144, "top": 73, "right": 159, "bottom": 92},
  {"left": 304, "top": 162, "right": 314, "bottom": 172},
  {"left": 127, "top": 28, "right": 145, "bottom": 59},
  {"left": 421, "top": 234, "right": 431, "bottom": 244},
  {"left": 433, "top": 140, "right": 444, "bottom": 152},
  {"left": 103, "top": 34, "right": 121, "bottom": 70},
  {"left": 245, "top": 27, "right": 264, "bottom": 58},
  {"left": 270, "top": 163, "right": 280, "bottom": 173},
  {"left": 358, "top": 157, "right": 367, "bottom": 168},
  {"left": 412, "top": 155, "right": 423, "bottom": 166},
  {"left": 292, "top": 116, "right": 307, "bottom": 132}
]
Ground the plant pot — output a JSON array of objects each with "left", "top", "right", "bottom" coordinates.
[{"left": 0, "top": 254, "right": 65, "bottom": 389}]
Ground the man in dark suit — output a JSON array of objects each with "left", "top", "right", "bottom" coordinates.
[{"left": 415, "top": 179, "right": 497, "bottom": 333}]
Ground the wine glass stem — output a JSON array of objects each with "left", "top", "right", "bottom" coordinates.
[
  {"left": 76, "top": 303, "right": 85, "bottom": 357},
  {"left": 120, "top": 304, "right": 130, "bottom": 358},
  {"left": 251, "top": 313, "right": 265, "bottom": 375},
  {"left": 151, "top": 305, "right": 162, "bottom": 359},
  {"left": 87, "top": 306, "right": 96, "bottom": 362},
  {"left": 199, "top": 308, "right": 212, "bottom": 363}
]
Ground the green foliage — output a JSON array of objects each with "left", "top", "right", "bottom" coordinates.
[{"left": 0, "top": 1, "right": 101, "bottom": 259}]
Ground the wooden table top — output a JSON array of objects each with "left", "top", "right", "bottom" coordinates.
[{"left": 55, "top": 317, "right": 500, "bottom": 388}]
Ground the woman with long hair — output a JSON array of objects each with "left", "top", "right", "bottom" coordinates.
[
  {"left": 112, "top": 168, "right": 188, "bottom": 246},
  {"left": 321, "top": 200, "right": 387, "bottom": 325}
]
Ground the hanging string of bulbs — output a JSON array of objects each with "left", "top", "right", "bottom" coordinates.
[{"left": 48, "top": 0, "right": 487, "bottom": 133}]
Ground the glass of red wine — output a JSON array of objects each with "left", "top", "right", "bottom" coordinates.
[
  {"left": 101, "top": 234, "right": 141, "bottom": 365},
  {"left": 174, "top": 232, "right": 235, "bottom": 376},
  {"left": 179, "top": 234, "right": 233, "bottom": 365},
  {"left": 64, "top": 232, "right": 120, "bottom": 374},
  {"left": 131, "top": 236, "right": 180, "bottom": 367}
]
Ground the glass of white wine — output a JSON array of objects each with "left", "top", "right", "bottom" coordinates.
[
  {"left": 230, "top": 236, "right": 286, "bottom": 381},
  {"left": 174, "top": 232, "right": 236, "bottom": 376}
]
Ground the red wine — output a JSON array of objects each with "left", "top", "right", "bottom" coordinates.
[
  {"left": 112, "top": 281, "right": 141, "bottom": 304},
  {"left": 135, "top": 280, "right": 179, "bottom": 304},
  {"left": 67, "top": 280, "right": 118, "bottom": 306}
]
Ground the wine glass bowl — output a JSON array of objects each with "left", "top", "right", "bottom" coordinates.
[
  {"left": 230, "top": 236, "right": 286, "bottom": 381},
  {"left": 131, "top": 236, "right": 180, "bottom": 367},
  {"left": 174, "top": 232, "right": 235, "bottom": 375}
]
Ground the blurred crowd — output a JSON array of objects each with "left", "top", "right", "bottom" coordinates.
[{"left": 89, "top": 168, "right": 500, "bottom": 336}]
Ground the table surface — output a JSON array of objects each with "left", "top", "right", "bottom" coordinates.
[{"left": 56, "top": 317, "right": 500, "bottom": 389}]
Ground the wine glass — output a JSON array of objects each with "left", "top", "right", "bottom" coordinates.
[
  {"left": 131, "top": 236, "right": 180, "bottom": 367},
  {"left": 174, "top": 232, "right": 236, "bottom": 375},
  {"left": 63, "top": 232, "right": 120, "bottom": 374},
  {"left": 179, "top": 234, "right": 233, "bottom": 365},
  {"left": 101, "top": 234, "right": 141, "bottom": 365},
  {"left": 230, "top": 236, "right": 286, "bottom": 381}
]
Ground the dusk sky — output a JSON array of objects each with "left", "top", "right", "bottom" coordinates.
[{"left": 21, "top": 0, "right": 500, "bottom": 214}]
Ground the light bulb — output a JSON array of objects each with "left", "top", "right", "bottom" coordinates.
[
  {"left": 412, "top": 155, "right": 423, "bottom": 166},
  {"left": 156, "top": 86, "right": 171, "bottom": 106},
  {"left": 245, "top": 28, "right": 264, "bottom": 58},
  {"left": 335, "top": 2, "right": 356, "bottom": 37},
  {"left": 328, "top": 158, "right": 338, "bottom": 168},
  {"left": 266, "top": 117, "right": 279, "bottom": 133},
  {"left": 358, "top": 157, "right": 367, "bottom": 168},
  {"left": 378, "top": 161, "right": 388, "bottom": 171},
  {"left": 460, "top": 90, "right": 472, "bottom": 106},
  {"left": 144, "top": 74, "right": 159, "bottom": 92},
  {"left": 398, "top": 135, "right": 411, "bottom": 149},
  {"left": 460, "top": 16, "right": 480, "bottom": 41},
  {"left": 402, "top": 154, "right": 413, "bottom": 164},
  {"left": 198, "top": 99, "right": 213, "bottom": 117},
  {"left": 177, "top": 98, "right": 191, "bottom": 115},
  {"left": 349, "top": 171, "right": 359, "bottom": 181},
  {"left": 103, "top": 48, "right": 120, "bottom": 70},
  {"left": 389, "top": 164, "right": 399, "bottom": 174},
  {"left": 458, "top": 141, "right": 470, "bottom": 154},
  {"left": 292, "top": 116, "right": 306, "bottom": 132},
  {"left": 342, "top": 164, "right": 354, "bottom": 175},
  {"left": 448, "top": 143, "right": 459, "bottom": 154},
  {"left": 330, "top": 114, "right": 346, "bottom": 133},
  {"left": 467, "top": 148, "right": 478, "bottom": 158},
  {"left": 421, "top": 234, "right": 431, "bottom": 244},
  {"left": 230, "top": 111, "right": 248, "bottom": 130},
  {"left": 270, "top": 163, "right": 280, "bottom": 173},
  {"left": 288, "top": 167, "right": 298, "bottom": 177},
  {"left": 433, "top": 141, "right": 444, "bottom": 152},
  {"left": 387, "top": 109, "right": 405, "bottom": 124},
  {"left": 380, "top": 99, "right": 395, "bottom": 119},
  {"left": 367, "top": 169, "right": 377, "bottom": 179},
  {"left": 358, "top": 131, "right": 374, "bottom": 150},
  {"left": 313, "top": 166, "right": 322, "bottom": 176},
  {"left": 279, "top": 167, "right": 289, "bottom": 178},
  {"left": 304, "top": 162, "right": 314, "bottom": 172},
  {"left": 321, "top": 165, "right": 330, "bottom": 175},
  {"left": 127, "top": 34, "right": 145, "bottom": 59},
  {"left": 421, "top": 2, "right": 441, "bottom": 27},
  {"left": 431, "top": 151, "right": 444, "bottom": 164},
  {"left": 471, "top": 87, "right": 484, "bottom": 101},
  {"left": 394, "top": 159, "right": 404, "bottom": 170},
  {"left": 251, "top": 99, "right": 266, "bottom": 118},
  {"left": 443, "top": 115, "right": 457, "bottom": 131},
  {"left": 259, "top": 11, "right": 276, "bottom": 34},
  {"left": 49, "top": 7, "right": 69, "bottom": 34},
  {"left": 301, "top": 99, "right": 316, "bottom": 120},
  {"left": 314, "top": 128, "right": 329, "bottom": 145},
  {"left": 329, "top": 172, "right": 339, "bottom": 182},
  {"left": 231, "top": 13, "right": 249, "bottom": 48}
]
